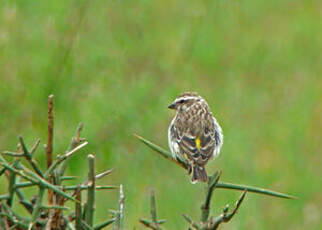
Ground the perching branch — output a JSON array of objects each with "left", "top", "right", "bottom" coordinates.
[
  {"left": 133, "top": 134, "right": 187, "bottom": 169},
  {"left": 134, "top": 134, "right": 296, "bottom": 199}
]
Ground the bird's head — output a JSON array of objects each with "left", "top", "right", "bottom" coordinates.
[{"left": 168, "top": 92, "right": 203, "bottom": 112}]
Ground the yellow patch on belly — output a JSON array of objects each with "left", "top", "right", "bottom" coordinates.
[{"left": 196, "top": 138, "right": 201, "bottom": 149}]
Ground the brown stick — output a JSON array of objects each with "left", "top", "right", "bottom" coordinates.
[
  {"left": 46, "top": 94, "right": 54, "bottom": 206},
  {"left": 46, "top": 94, "right": 54, "bottom": 169}
]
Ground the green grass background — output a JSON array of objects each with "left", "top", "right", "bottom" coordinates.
[{"left": 0, "top": 0, "right": 321, "bottom": 229}]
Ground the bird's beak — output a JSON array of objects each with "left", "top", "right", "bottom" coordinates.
[{"left": 168, "top": 103, "right": 176, "bottom": 109}]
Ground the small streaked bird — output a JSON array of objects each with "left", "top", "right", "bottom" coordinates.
[{"left": 168, "top": 92, "right": 223, "bottom": 183}]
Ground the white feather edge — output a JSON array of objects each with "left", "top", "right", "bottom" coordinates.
[
  {"left": 212, "top": 116, "right": 223, "bottom": 158},
  {"left": 168, "top": 117, "right": 177, "bottom": 159}
]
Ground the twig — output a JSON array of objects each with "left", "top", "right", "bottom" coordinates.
[
  {"left": 94, "top": 218, "right": 116, "bottom": 230},
  {"left": 0, "top": 195, "right": 9, "bottom": 201},
  {"left": 0, "top": 157, "right": 77, "bottom": 202},
  {"left": 0, "top": 167, "right": 6, "bottom": 177},
  {"left": 139, "top": 219, "right": 158, "bottom": 230},
  {"left": 119, "top": 184, "right": 125, "bottom": 230},
  {"left": 1, "top": 152, "right": 24, "bottom": 157},
  {"left": 44, "top": 141, "right": 88, "bottom": 178},
  {"left": 59, "top": 122, "right": 84, "bottom": 177},
  {"left": 30, "top": 186, "right": 45, "bottom": 228},
  {"left": 0, "top": 207, "right": 7, "bottom": 229},
  {"left": 84, "top": 154, "right": 96, "bottom": 226},
  {"left": 61, "top": 176, "right": 79, "bottom": 181},
  {"left": 182, "top": 214, "right": 201, "bottom": 230},
  {"left": 0, "top": 212, "right": 29, "bottom": 229},
  {"left": 139, "top": 190, "right": 165, "bottom": 230},
  {"left": 30, "top": 138, "right": 41, "bottom": 156},
  {"left": 19, "top": 136, "right": 44, "bottom": 177},
  {"left": 133, "top": 134, "right": 187, "bottom": 169},
  {"left": 75, "top": 186, "right": 82, "bottom": 230},
  {"left": 211, "top": 190, "right": 247, "bottom": 229},
  {"left": 14, "top": 178, "right": 34, "bottom": 214},
  {"left": 96, "top": 168, "right": 114, "bottom": 180},
  {"left": 113, "top": 184, "right": 125, "bottom": 230},
  {"left": 19, "top": 200, "right": 34, "bottom": 214},
  {"left": 65, "top": 185, "right": 118, "bottom": 191},
  {"left": 14, "top": 182, "right": 37, "bottom": 189},
  {"left": 19, "top": 163, "right": 78, "bottom": 202},
  {"left": 82, "top": 168, "right": 114, "bottom": 186},
  {"left": 150, "top": 189, "right": 159, "bottom": 229},
  {"left": 201, "top": 171, "right": 221, "bottom": 223},
  {"left": 82, "top": 220, "right": 95, "bottom": 230},
  {"left": 7, "top": 160, "right": 19, "bottom": 207},
  {"left": 63, "top": 216, "right": 76, "bottom": 230},
  {"left": 1, "top": 201, "right": 30, "bottom": 222},
  {"left": 215, "top": 182, "right": 296, "bottom": 199},
  {"left": 41, "top": 205, "right": 70, "bottom": 210}
]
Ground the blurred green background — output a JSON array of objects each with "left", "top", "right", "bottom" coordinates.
[{"left": 0, "top": 0, "right": 321, "bottom": 229}]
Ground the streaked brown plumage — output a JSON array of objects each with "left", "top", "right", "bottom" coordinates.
[{"left": 168, "top": 92, "right": 223, "bottom": 183}]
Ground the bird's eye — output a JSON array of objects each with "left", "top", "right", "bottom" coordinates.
[{"left": 179, "top": 99, "right": 185, "bottom": 103}]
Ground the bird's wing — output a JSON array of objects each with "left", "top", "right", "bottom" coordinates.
[{"left": 177, "top": 130, "right": 216, "bottom": 165}]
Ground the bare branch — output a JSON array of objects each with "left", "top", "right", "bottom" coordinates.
[
  {"left": 182, "top": 214, "right": 201, "bottom": 230},
  {"left": 75, "top": 186, "right": 82, "bottom": 230},
  {"left": 84, "top": 154, "right": 96, "bottom": 227},
  {"left": 201, "top": 171, "right": 222, "bottom": 223},
  {"left": 135, "top": 134, "right": 296, "bottom": 199},
  {"left": 46, "top": 94, "right": 54, "bottom": 170},
  {"left": 211, "top": 190, "right": 247, "bottom": 229},
  {"left": 139, "top": 190, "right": 165, "bottom": 230},
  {"left": 19, "top": 136, "right": 44, "bottom": 177}
]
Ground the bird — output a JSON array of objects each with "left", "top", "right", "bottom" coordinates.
[{"left": 168, "top": 92, "right": 223, "bottom": 183}]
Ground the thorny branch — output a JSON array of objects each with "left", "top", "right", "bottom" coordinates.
[
  {"left": 112, "top": 184, "right": 125, "bottom": 230},
  {"left": 134, "top": 134, "right": 296, "bottom": 199},
  {"left": 135, "top": 134, "right": 295, "bottom": 229},
  {"left": 139, "top": 190, "right": 165, "bottom": 230},
  {"left": 0, "top": 94, "right": 117, "bottom": 229}
]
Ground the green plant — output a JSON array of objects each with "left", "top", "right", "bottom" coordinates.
[{"left": 0, "top": 95, "right": 117, "bottom": 230}]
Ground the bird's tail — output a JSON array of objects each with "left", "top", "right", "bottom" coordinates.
[{"left": 191, "top": 165, "right": 208, "bottom": 184}]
